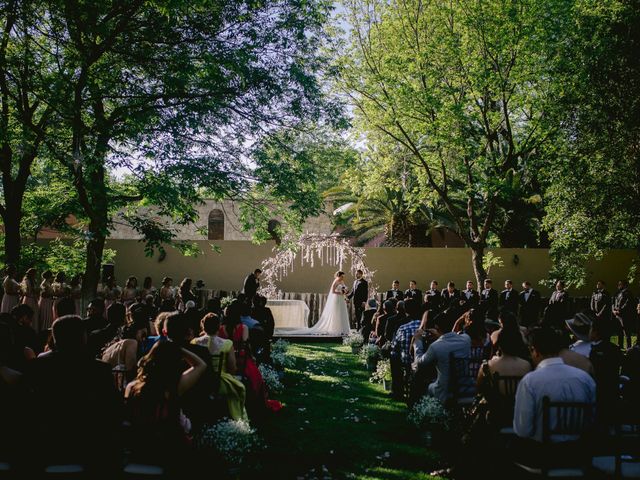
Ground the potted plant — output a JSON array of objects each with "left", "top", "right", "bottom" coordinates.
[
  {"left": 195, "top": 419, "right": 264, "bottom": 474},
  {"left": 343, "top": 332, "right": 364, "bottom": 353},
  {"left": 407, "top": 396, "right": 451, "bottom": 446},
  {"left": 359, "top": 344, "right": 381, "bottom": 371},
  {"left": 370, "top": 359, "right": 392, "bottom": 391}
]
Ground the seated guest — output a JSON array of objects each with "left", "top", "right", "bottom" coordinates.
[
  {"left": 0, "top": 319, "right": 23, "bottom": 465},
  {"left": 454, "top": 309, "right": 492, "bottom": 364},
  {"left": 252, "top": 295, "right": 275, "bottom": 341},
  {"left": 83, "top": 298, "right": 106, "bottom": 333},
  {"left": 219, "top": 303, "right": 282, "bottom": 417},
  {"left": 384, "top": 300, "right": 410, "bottom": 348},
  {"left": 412, "top": 309, "right": 473, "bottom": 404},
  {"left": 361, "top": 299, "right": 377, "bottom": 341},
  {"left": 490, "top": 309, "right": 529, "bottom": 357},
  {"left": 125, "top": 341, "right": 206, "bottom": 470},
  {"left": 23, "top": 315, "right": 121, "bottom": 472},
  {"left": 239, "top": 301, "right": 266, "bottom": 361},
  {"left": 390, "top": 302, "right": 422, "bottom": 399},
  {"left": 192, "top": 313, "right": 248, "bottom": 420},
  {"left": 206, "top": 297, "right": 223, "bottom": 316},
  {"left": 164, "top": 312, "right": 216, "bottom": 426},
  {"left": 513, "top": 328, "right": 596, "bottom": 443},
  {"left": 588, "top": 315, "right": 623, "bottom": 425},
  {"left": 53, "top": 296, "right": 76, "bottom": 320},
  {"left": 565, "top": 311, "right": 595, "bottom": 357},
  {"left": 10, "top": 304, "right": 39, "bottom": 367},
  {"left": 477, "top": 328, "right": 532, "bottom": 427},
  {"left": 558, "top": 333, "right": 594, "bottom": 376},
  {"left": 101, "top": 314, "right": 149, "bottom": 383},
  {"left": 87, "top": 302, "right": 126, "bottom": 357},
  {"left": 374, "top": 300, "right": 396, "bottom": 346}
]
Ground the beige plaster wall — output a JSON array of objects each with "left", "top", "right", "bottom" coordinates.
[{"left": 104, "top": 240, "right": 640, "bottom": 297}]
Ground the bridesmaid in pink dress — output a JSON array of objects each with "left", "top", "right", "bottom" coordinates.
[
  {"left": 21, "top": 268, "right": 39, "bottom": 331},
  {"left": 70, "top": 274, "right": 83, "bottom": 316},
  {"left": 121, "top": 276, "right": 139, "bottom": 307},
  {"left": 102, "top": 276, "right": 122, "bottom": 316},
  {"left": 38, "top": 271, "right": 55, "bottom": 331},
  {"left": 1, "top": 264, "right": 21, "bottom": 314},
  {"left": 51, "top": 272, "right": 68, "bottom": 321}
]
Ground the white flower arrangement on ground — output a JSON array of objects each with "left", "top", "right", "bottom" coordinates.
[
  {"left": 359, "top": 344, "right": 381, "bottom": 363},
  {"left": 195, "top": 419, "right": 264, "bottom": 465},
  {"left": 271, "top": 349, "right": 295, "bottom": 369},
  {"left": 271, "top": 339, "right": 290, "bottom": 355},
  {"left": 258, "top": 364, "right": 284, "bottom": 393},
  {"left": 408, "top": 396, "right": 452, "bottom": 431},
  {"left": 343, "top": 332, "right": 364, "bottom": 348},
  {"left": 369, "top": 359, "right": 391, "bottom": 383}
]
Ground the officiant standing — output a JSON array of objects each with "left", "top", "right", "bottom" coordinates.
[
  {"left": 348, "top": 270, "right": 369, "bottom": 330},
  {"left": 242, "top": 269, "right": 262, "bottom": 303}
]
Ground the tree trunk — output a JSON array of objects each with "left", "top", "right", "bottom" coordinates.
[
  {"left": 471, "top": 245, "right": 487, "bottom": 289},
  {"left": 82, "top": 226, "right": 106, "bottom": 304},
  {"left": 2, "top": 208, "right": 22, "bottom": 266}
]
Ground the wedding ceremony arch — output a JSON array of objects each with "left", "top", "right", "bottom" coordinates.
[{"left": 259, "top": 233, "right": 377, "bottom": 298}]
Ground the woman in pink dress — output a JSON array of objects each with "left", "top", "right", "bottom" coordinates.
[
  {"left": 51, "top": 272, "right": 68, "bottom": 321},
  {"left": 1, "top": 264, "right": 21, "bottom": 314},
  {"left": 38, "top": 270, "right": 55, "bottom": 331},
  {"left": 122, "top": 276, "right": 139, "bottom": 307},
  {"left": 102, "top": 276, "right": 122, "bottom": 315},
  {"left": 21, "top": 268, "right": 39, "bottom": 331}
]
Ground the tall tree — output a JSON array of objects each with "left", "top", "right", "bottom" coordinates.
[
  {"left": 0, "top": 1, "right": 56, "bottom": 266},
  {"left": 11, "top": 0, "right": 338, "bottom": 299},
  {"left": 335, "top": 0, "right": 568, "bottom": 286},
  {"left": 542, "top": 0, "right": 640, "bottom": 286}
]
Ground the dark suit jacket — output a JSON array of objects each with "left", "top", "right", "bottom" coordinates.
[
  {"left": 384, "top": 313, "right": 410, "bottom": 345},
  {"left": 459, "top": 289, "right": 479, "bottom": 311},
  {"left": 544, "top": 290, "right": 571, "bottom": 326},
  {"left": 518, "top": 289, "right": 541, "bottom": 326},
  {"left": 499, "top": 288, "right": 520, "bottom": 313},
  {"left": 479, "top": 288, "right": 499, "bottom": 320},
  {"left": 440, "top": 289, "right": 461, "bottom": 312},
  {"left": 404, "top": 289, "right": 423, "bottom": 303},
  {"left": 590, "top": 289, "right": 611, "bottom": 320},
  {"left": 242, "top": 273, "right": 259, "bottom": 299},
  {"left": 386, "top": 289, "right": 404, "bottom": 300},
  {"left": 349, "top": 278, "right": 369, "bottom": 304},
  {"left": 613, "top": 288, "right": 635, "bottom": 320}
]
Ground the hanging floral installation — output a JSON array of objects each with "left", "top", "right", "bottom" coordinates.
[{"left": 259, "top": 233, "right": 377, "bottom": 298}]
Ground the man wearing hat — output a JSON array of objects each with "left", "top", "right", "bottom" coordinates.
[{"left": 566, "top": 310, "right": 595, "bottom": 358}]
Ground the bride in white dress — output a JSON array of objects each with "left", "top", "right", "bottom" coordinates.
[{"left": 287, "top": 271, "right": 351, "bottom": 336}]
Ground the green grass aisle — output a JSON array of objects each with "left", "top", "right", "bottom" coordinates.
[{"left": 258, "top": 342, "right": 445, "bottom": 479}]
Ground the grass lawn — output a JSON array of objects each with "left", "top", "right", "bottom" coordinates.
[{"left": 256, "top": 342, "right": 446, "bottom": 480}]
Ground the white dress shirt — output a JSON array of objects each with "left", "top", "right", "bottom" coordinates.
[
  {"left": 513, "top": 357, "right": 596, "bottom": 442},
  {"left": 569, "top": 340, "right": 593, "bottom": 358}
]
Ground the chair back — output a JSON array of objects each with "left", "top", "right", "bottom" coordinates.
[
  {"left": 542, "top": 396, "right": 595, "bottom": 443},
  {"left": 614, "top": 419, "right": 640, "bottom": 477},
  {"left": 492, "top": 372, "right": 522, "bottom": 399}
]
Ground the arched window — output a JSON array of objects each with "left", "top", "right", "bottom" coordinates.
[
  {"left": 267, "top": 219, "right": 281, "bottom": 244},
  {"left": 208, "top": 209, "right": 224, "bottom": 240}
]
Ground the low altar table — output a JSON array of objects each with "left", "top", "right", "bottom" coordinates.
[{"left": 267, "top": 299, "right": 310, "bottom": 329}]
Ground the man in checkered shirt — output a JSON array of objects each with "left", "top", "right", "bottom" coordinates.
[{"left": 390, "top": 299, "right": 422, "bottom": 399}]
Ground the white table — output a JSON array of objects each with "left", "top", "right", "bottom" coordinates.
[{"left": 267, "top": 299, "right": 310, "bottom": 329}]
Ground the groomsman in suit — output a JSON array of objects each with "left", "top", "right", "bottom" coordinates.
[
  {"left": 242, "top": 269, "right": 261, "bottom": 303},
  {"left": 404, "top": 280, "right": 422, "bottom": 305},
  {"left": 459, "top": 280, "right": 479, "bottom": 312},
  {"left": 543, "top": 280, "right": 571, "bottom": 329},
  {"left": 386, "top": 280, "right": 404, "bottom": 301},
  {"left": 518, "top": 281, "right": 541, "bottom": 327},
  {"left": 590, "top": 280, "right": 611, "bottom": 323},
  {"left": 347, "top": 270, "right": 369, "bottom": 330},
  {"left": 613, "top": 280, "right": 636, "bottom": 349},
  {"left": 479, "top": 278, "right": 499, "bottom": 321},
  {"left": 499, "top": 279, "right": 520, "bottom": 314},
  {"left": 424, "top": 280, "right": 442, "bottom": 316},
  {"left": 440, "top": 281, "right": 461, "bottom": 316}
]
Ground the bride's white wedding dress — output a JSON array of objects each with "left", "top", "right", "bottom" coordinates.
[{"left": 286, "top": 280, "right": 351, "bottom": 336}]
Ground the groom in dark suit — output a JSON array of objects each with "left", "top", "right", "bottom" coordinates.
[{"left": 348, "top": 270, "right": 369, "bottom": 329}]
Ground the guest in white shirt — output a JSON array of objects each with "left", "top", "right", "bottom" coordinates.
[{"left": 513, "top": 328, "right": 596, "bottom": 443}]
